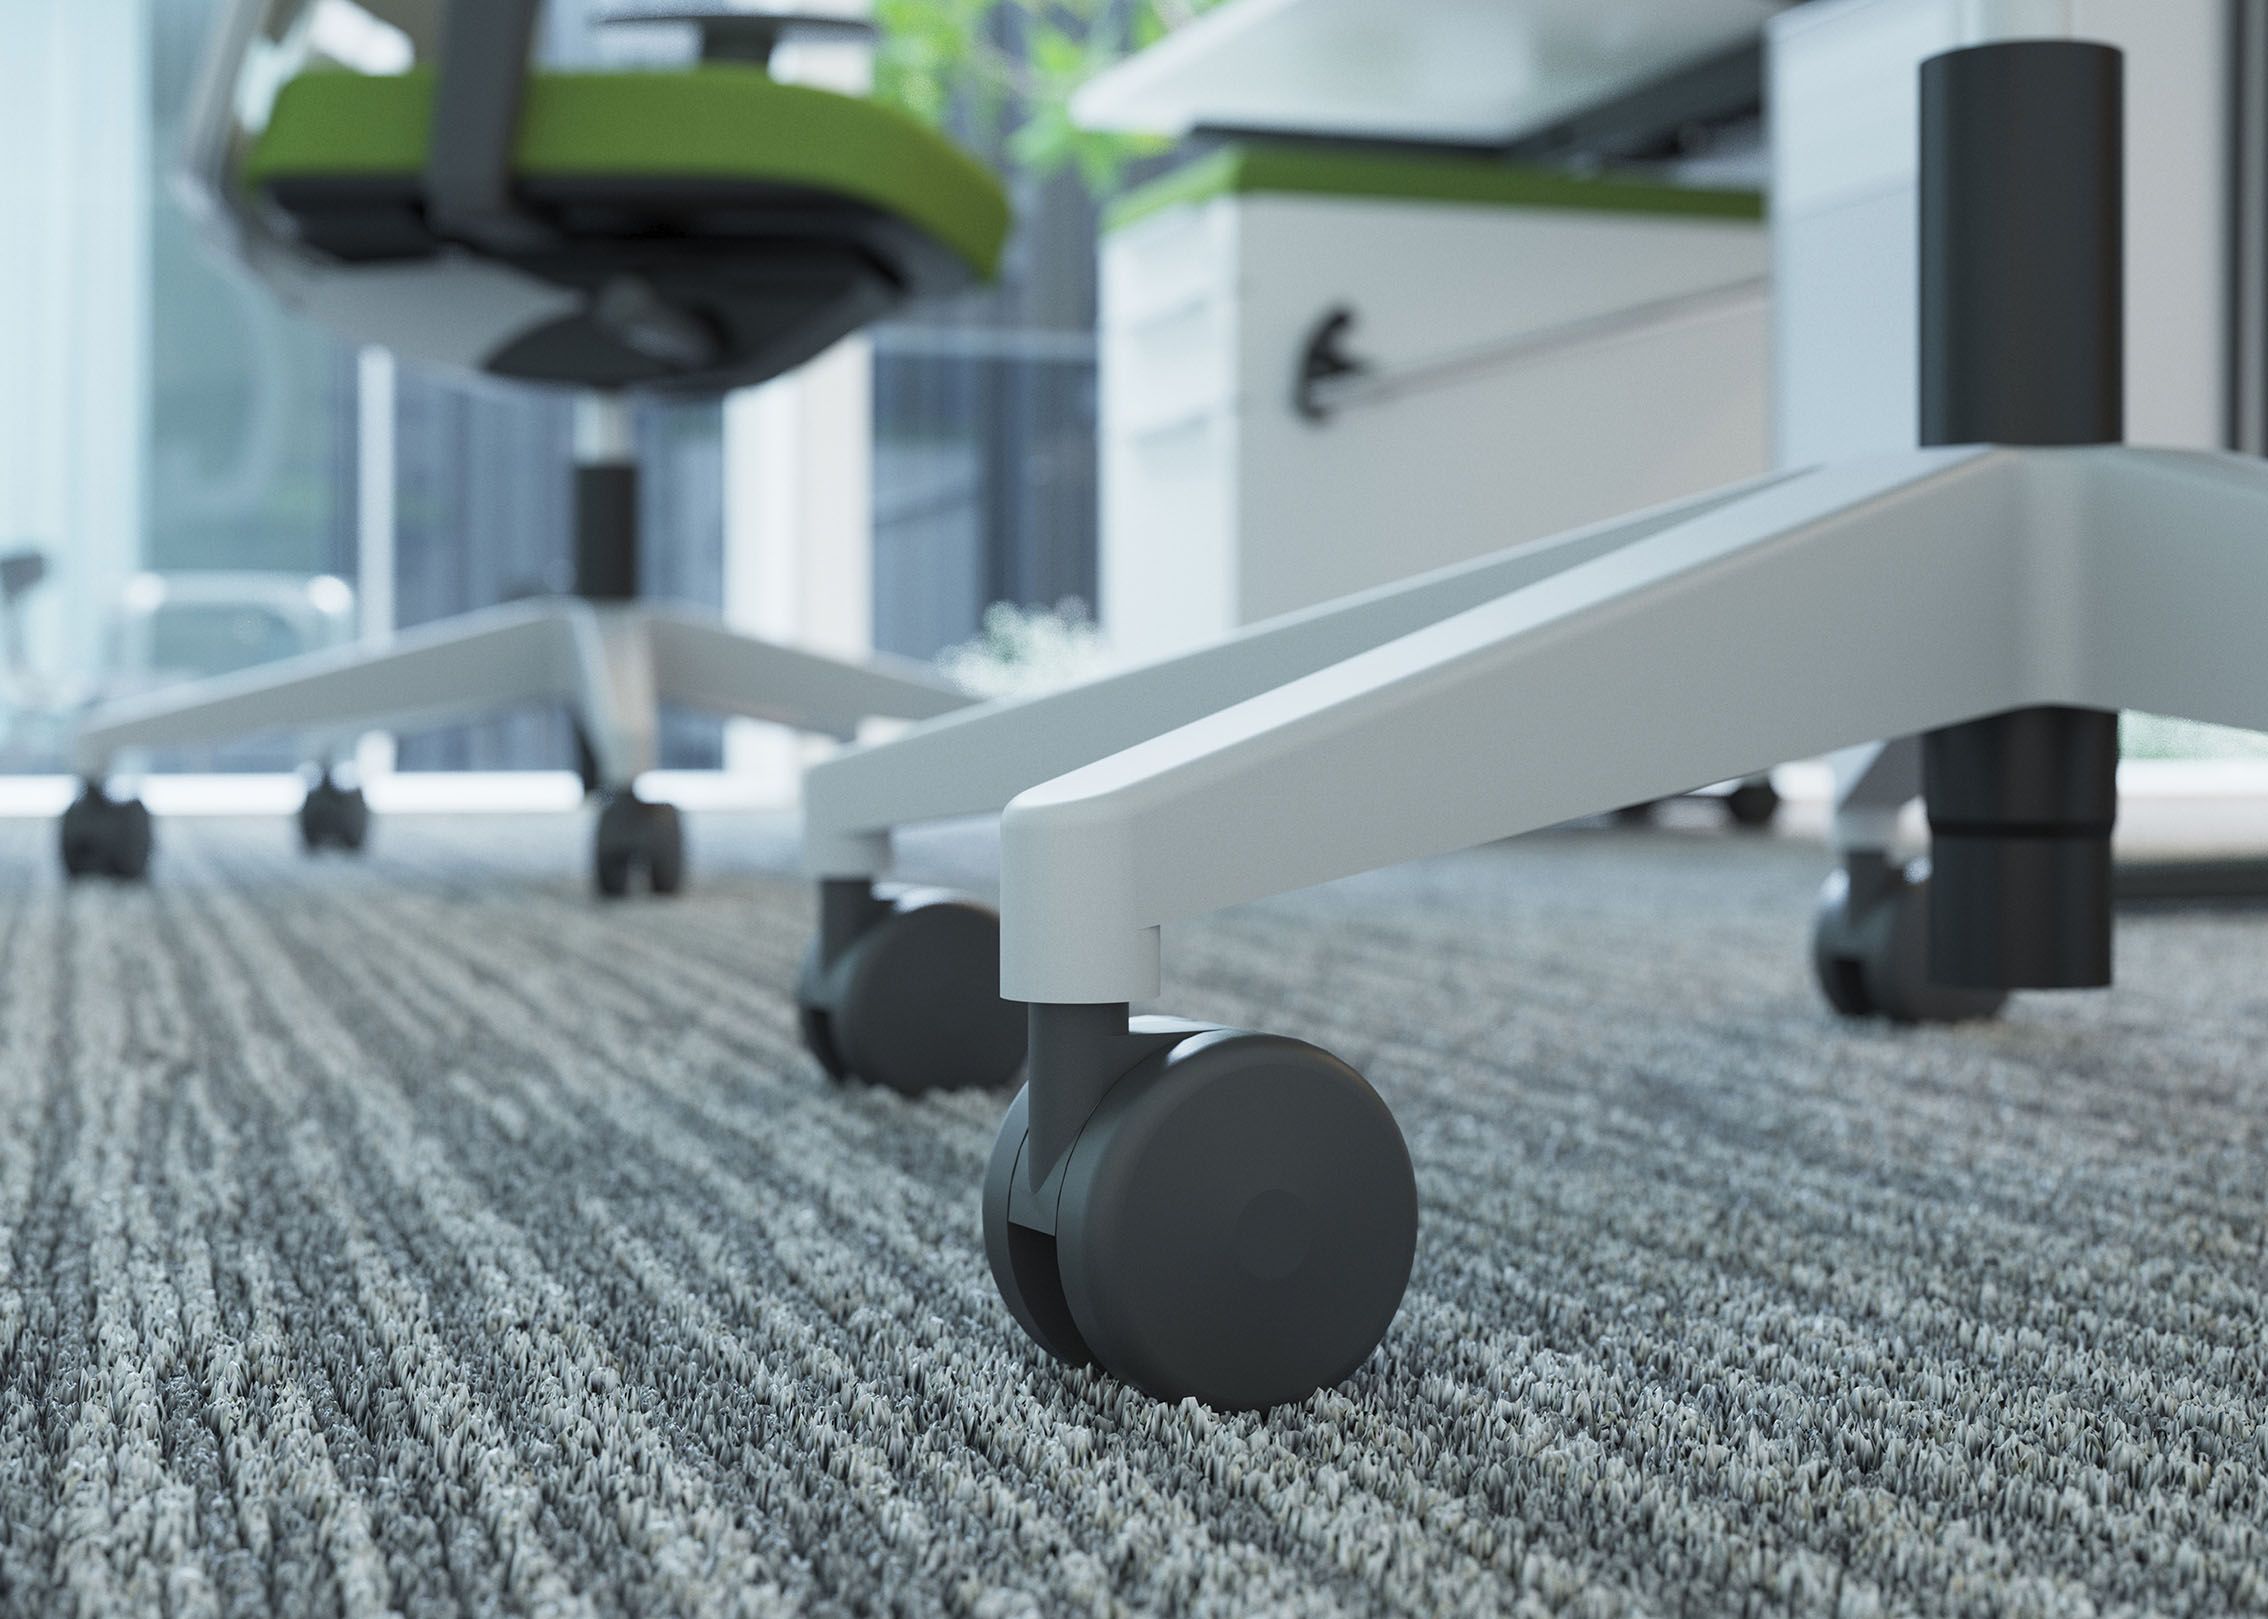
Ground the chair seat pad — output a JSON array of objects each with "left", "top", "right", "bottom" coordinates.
[{"left": 246, "top": 67, "right": 1009, "bottom": 281}]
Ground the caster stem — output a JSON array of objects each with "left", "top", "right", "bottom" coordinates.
[
  {"left": 1023, "top": 1004, "right": 1217, "bottom": 1217},
  {"left": 815, "top": 877, "right": 893, "bottom": 969},
  {"left": 1839, "top": 847, "right": 1900, "bottom": 911},
  {"left": 1025, "top": 1003, "right": 1129, "bottom": 1195}
]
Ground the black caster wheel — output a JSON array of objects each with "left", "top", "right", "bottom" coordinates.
[
  {"left": 797, "top": 890, "right": 1025, "bottom": 1094},
  {"left": 59, "top": 787, "right": 153, "bottom": 882},
  {"left": 1813, "top": 857, "right": 2008, "bottom": 1025},
  {"left": 795, "top": 983, "right": 852, "bottom": 1083},
  {"left": 298, "top": 776, "right": 370, "bottom": 853},
  {"left": 593, "top": 792, "right": 684, "bottom": 898},
  {"left": 982, "top": 1083, "right": 1095, "bottom": 1368},
  {"left": 983, "top": 1029, "right": 1418, "bottom": 1411},
  {"left": 1723, "top": 777, "right": 1781, "bottom": 830}
]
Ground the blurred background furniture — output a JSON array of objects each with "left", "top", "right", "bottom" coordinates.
[
  {"left": 61, "top": 0, "right": 1003, "bottom": 890},
  {"left": 1096, "top": 146, "right": 1770, "bottom": 663},
  {"left": 1070, "top": 0, "right": 1792, "bottom": 151}
]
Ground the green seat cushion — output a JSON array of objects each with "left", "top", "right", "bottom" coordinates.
[
  {"left": 1107, "top": 144, "right": 1764, "bottom": 235},
  {"left": 247, "top": 66, "right": 1010, "bottom": 279}
]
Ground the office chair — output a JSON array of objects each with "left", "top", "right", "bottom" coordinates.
[
  {"left": 799, "top": 41, "right": 2268, "bottom": 1409},
  {"left": 61, "top": 0, "right": 1006, "bottom": 894}
]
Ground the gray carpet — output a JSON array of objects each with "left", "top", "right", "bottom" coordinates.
[{"left": 2, "top": 807, "right": 2265, "bottom": 1619}]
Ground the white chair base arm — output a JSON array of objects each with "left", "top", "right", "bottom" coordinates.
[
  {"left": 74, "top": 599, "right": 619, "bottom": 781},
  {"left": 643, "top": 605, "right": 965, "bottom": 739},
  {"left": 997, "top": 446, "right": 2268, "bottom": 1005},
  {"left": 72, "top": 599, "right": 970, "bottom": 793},
  {"left": 799, "top": 471, "right": 1799, "bottom": 879}
]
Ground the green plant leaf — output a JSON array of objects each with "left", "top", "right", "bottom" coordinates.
[{"left": 872, "top": 0, "right": 1231, "bottom": 196}]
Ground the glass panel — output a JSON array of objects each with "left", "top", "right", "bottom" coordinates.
[
  {"left": 0, "top": 3, "right": 149, "bottom": 772},
  {"left": 2125, "top": 715, "right": 2268, "bottom": 761},
  {"left": 873, "top": 326, "right": 1100, "bottom": 661},
  {"left": 137, "top": 0, "right": 365, "bottom": 772},
  {"left": 871, "top": 171, "right": 1105, "bottom": 663}
]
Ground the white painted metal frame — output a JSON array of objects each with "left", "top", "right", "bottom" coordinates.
[
  {"left": 802, "top": 471, "right": 1799, "bottom": 875},
  {"left": 890, "top": 443, "right": 2268, "bottom": 1003},
  {"left": 74, "top": 598, "right": 968, "bottom": 785}
]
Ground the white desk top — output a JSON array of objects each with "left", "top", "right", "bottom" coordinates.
[{"left": 1074, "top": 0, "right": 1792, "bottom": 147}]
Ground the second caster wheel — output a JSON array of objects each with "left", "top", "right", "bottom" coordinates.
[
  {"left": 298, "top": 776, "right": 370, "bottom": 853},
  {"left": 593, "top": 792, "right": 684, "bottom": 898},
  {"left": 1813, "top": 856, "right": 2008, "bottom": 1025},
  {"left": 1723, "top": 776, "right": 1781, "bottom": 830},
  {"left": 984, "top": 1027, "right": 1418, "bottom": 1411},
  {"left": 59, "top": 787, "right": 153, "bottom": 881},
  {"left": 797, "top": 889, "right": 1025, "bottom": 1094}
]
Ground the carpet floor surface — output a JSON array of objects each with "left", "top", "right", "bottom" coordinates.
[{"left": 0, "top": 809, "right": 2263, "bottom": 1619}]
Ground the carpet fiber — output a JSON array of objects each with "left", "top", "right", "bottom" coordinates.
[{"left": 2, "top": 809, "right": 2264, "bottom": 1618}]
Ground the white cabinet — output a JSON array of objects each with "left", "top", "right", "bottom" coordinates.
[{"left": 1099, "top": 149, "right": 1775, "bottom": 661}]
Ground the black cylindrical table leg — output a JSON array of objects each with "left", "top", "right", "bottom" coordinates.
[{"left": 1917, "top": 40, "right": 2124, "bottom": 990}]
